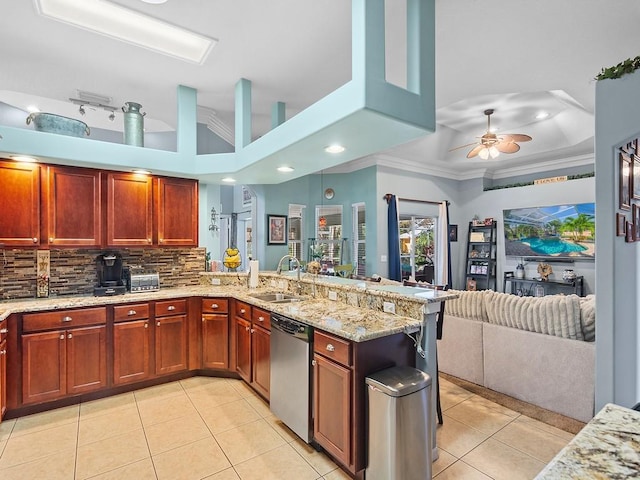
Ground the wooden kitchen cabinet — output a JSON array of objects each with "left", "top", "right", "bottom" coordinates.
[
  {"left": 0, "top": 320, "right": 7, "bottom": 421},
  {"left": 0, "top": 160, "right": 40, "bottom": 246},
  {"left": 155, "top": 299, "right": 188, "bottom": 375},
  {"left": 106, "top": 172, "right": 153, "bottom": 247},
  {"left": 235, "top": 317, "right": 252, "bottom": 383},
  {"left": 155, "top": 177, "right": 198, "bottom": 246},
  {"left": 113, "top": 303, "right": 151, "bottom": 385},
  {"left": 201, "top": 299, "right": 229, "bottom": 370},
  {"left": 313, "top": 330, "right": 415, "bottom": 476},
  {"left": 250, "top": 307, "right": 270, "bottom": 400},
  {"left": 313, "top": 334, "right": 352, "bottom": 467},
  {"left": 21, "top": 307, "right": 108, "bottom": 405},
  {"left": 44, "top": 165, "right": 102, "bottom": 247}
]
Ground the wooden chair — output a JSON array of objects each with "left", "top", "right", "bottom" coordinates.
[{"left": 333, "top": 264, "right": 353, "bottom": 278}]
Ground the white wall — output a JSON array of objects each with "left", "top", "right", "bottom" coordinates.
[{"left": 595, "top": 70, "right": 640, "bottom": 410}]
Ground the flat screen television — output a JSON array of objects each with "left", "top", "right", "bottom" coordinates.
[{"left": 503, "top": 203, "right": 595, "bottom": 259}]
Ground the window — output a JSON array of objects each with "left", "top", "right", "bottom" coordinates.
[
  {"left": 312, "top": 205, "right": 343, "bottom": 265},
  {"left": 399, "top": 215, "right": 436, "bottom": 283},
  {"left": 287, "top": 204, "right": 305, "bottom": 261},
  {"left": 353, "top": 203, "right": 366, "bottom": 276}
]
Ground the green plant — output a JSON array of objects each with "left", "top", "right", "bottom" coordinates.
[{"left": 596, "top": 55, "right": 640, "bottom": 81}]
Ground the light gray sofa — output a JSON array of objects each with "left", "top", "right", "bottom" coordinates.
[{"left": 437, "top": 290, "right": 596, "bottom": 422}]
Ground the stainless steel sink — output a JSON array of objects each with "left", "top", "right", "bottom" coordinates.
[{"left": 249, "top": 292, "right": 305, "bottom": 303}]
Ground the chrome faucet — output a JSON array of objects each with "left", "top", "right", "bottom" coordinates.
[{"left": 276, "top": 255, "right": 302, "bottom": 294}]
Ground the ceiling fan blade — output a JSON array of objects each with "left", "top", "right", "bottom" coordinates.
[
  {"left": 467, "top": 144, "right": 484, "bottom": 158},
  {"left": 496, "top": 141, "right": 520, "bottom": 154},
  {"left": 501, "top": 133, "right": 532, "bottom": 143},
  {"left": 449, "top": 141, "right": 479, "bottom": 152}
]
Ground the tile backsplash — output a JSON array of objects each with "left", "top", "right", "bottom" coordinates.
[{"left": 0, "top": 247, "right": 205, "bottom": 300}]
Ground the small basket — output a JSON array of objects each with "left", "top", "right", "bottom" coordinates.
[{"left": 27, "top": 112, "right": 90, "bottom": 137}]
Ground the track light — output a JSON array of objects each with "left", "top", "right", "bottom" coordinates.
[
  {"left": 78, "top": 105, "right": 86, "bottom": 115},
  {"left": 108, "top": 112, "right": 115, "bottom": 121}
]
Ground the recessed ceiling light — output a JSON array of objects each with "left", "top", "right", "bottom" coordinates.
[
  {"left": 35, "top": 0, "right": 216, "bottom": 64},
  {"left": 325, "top": 144, "right": 345, "bottom": 154},
  {"left": 26, "top": 105, "right": 40, "bottom": 113},
  {"left": 132, "top": 169, "right": 151, "bottom": 175},
  {"left": 277, "top": 166, "right": 294, "bottom": 173},
  {"left": 536, "top": 111, "right": 549, "bottom": 120},
  {"left": 11, "top": 155, "right": 38, "bottom": 163},
  {"left": 141, "top": 0, "right": 168, "bottom": 4},
  {"left": 221, "top": 177, "right": 236, "bottom": 183}
]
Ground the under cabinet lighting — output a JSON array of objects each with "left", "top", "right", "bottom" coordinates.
[
  {"left": 11, "top": 156, "right": 38, "bottom": 163},
  {"left": 34, "top": 0, "right": 216, "bottom": 64},
  {"left": 132, "top": 169, "right": 151, "bottom": 175}
]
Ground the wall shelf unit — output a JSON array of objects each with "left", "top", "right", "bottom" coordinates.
[{"left": 465, "top": 221, "right": 497, "bottom": 291}]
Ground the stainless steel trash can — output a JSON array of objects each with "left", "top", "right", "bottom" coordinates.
[{"left": 365, "top": 366, "right": 432, "bottom": 480}]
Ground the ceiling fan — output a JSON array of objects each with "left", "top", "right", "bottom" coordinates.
[{"left": 450, "top": 109, "right": 532, "bottom": 160}]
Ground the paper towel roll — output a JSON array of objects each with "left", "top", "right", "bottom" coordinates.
[{"left": 249, "top": 260, "right": 259, "bottom": 288}]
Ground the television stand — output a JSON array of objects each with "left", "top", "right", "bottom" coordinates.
[{"left": 503, "top": 272, "right": 584, "bottom": 297}]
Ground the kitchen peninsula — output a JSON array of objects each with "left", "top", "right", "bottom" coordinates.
[{"left": 0, "top": 272, "right": 456, "bottom": 478}]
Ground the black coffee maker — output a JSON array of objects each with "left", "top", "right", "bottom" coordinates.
[{"left": 94, "top": 253, "right": 127, "bottom": 296}]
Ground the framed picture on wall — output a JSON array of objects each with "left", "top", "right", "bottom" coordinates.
[
  {"left": 448, "top": 224, "right": 458, "bottom": 242},
  {"left": 634, "top": 155, "right": 640, "bottom": 200},
  {"left": 242, "top": 186, "right": 252, "bottom": 207},
  {"left": 620, "top": 152, "right": 632, "bottom": 210},
  {"left": 267, "top": 214, "right": 287, "bottom": 245},
  {"left": 617, "top": 213, "right": 627, "bottom": 236}
]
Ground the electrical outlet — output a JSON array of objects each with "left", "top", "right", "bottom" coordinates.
[
  {"left": 381, "top": 254, "right": 387, "bottom": 262},
  {"left": 328, "top": 290, "right": 338, "bottom": 301},
  {"left": 211, "top": 278, "right": 221, "bottom": 285},
  {"left": 270, "top": 280, "right": 277, "bottom": 288},
  {"left": 383, "top": 302, "right": 396, "bottom": 314},
  {"left": 278, "top": 280, "right": 287, "bottom": 290}
]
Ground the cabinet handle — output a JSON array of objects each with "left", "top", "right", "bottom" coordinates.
[
  {"left": 49, "top": 237, "right": 54, "bottom": 242},
  {"left": 60, "top": 334, "right": 65, "bottom": 340},
  {"left": 0, "top": 349, "right": 6, "bottom": 355},
  {"left": 0, "top": 328, "right": 8, "bottom": 334},
  {"left": 157, "top": 321, "right": 160, "bottom": 327},
  {"left": 312, "top": 359, "right": 316, "bottom": 366},
  {"left": 62, "top": 316, "right": 72, "bottom": 322},
  {"left": 32, "top": 237, "right": 38, "bottom": 243},
  {"left": 250, "top": 328, "right": 255, "bottom": 334},
  {"left": 128, "top": 310, "right": 137, "bottom": 316},
  {"left": 326, "top": 344, "right": 335, "bottom": 352},
  {"left": 68, "top": 333, "right": 72, "bottom": 339},
  {"left": 167, "top": 305, "right": 176, "bottom": 311},
  {"left": 159, "top": 238, "right": 164, "bottom": 243},
  {"left": 258, "top": 316, "right": 264, "bottom": 322},
  {"left": 211, "top": 303, "right": 219, "bottom": 309},
  {"left": 144, "top": 322, "right": 149, "bottom": 329},
  {"left": 147, "top": 238, "right": 152, "bottom": 243},
  {"left": 240, "top": 309, "right": 246, "bottom": 314},
  {"left": 245, "top": 325, "right": 250, "bottom": 332}
]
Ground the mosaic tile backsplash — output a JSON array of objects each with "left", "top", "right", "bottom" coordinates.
[{"left": 0, "top": 247, "right": 206, "bottom": 300}]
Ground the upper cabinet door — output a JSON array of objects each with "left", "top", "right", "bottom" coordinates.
[
  {"left": 45, "top": 166, "right": 102, "bottom": 247},
  {"left": 0, "top": 160, "right": 40, "bottom": 246},
  {"left": 155, "top": 177, "right": 198, "bottom": 247},
  {"left": 106, "top": 172, "right": 153, "bottom": 247}
]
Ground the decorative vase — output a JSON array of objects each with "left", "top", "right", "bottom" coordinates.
[
  {"left": 122, "top": 102, "right": 145, "bottom": 147},
  {"left": 562, "top": 269, "right": 577, "bottom": 282},
  {"left": 515, "top": 263, "right": 525, "bottom": 279}
]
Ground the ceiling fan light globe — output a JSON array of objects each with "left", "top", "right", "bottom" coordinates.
[
  {"left": 489, "top": 146, "right": 500, "bottom": 158},
  {"left": 478, "top": 147, "right": 490, "bottom": 160}
]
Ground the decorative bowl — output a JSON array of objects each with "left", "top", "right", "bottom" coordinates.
[{"left": 27, "top": 112, "right": 90, "bottom": 137}]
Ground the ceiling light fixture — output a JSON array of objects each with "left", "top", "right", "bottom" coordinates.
[
  {"left": 78, "top": 104, "right": 86, "bottom": 115},
  {"left": 221, "top": 177, "right": 236, "bottom": 183},
  {"left": 35, "top": 0, "right": 216, "bottom": 64},
  {"left": 277, "top": 166, "right": 294, "bottom": 173},
  {"left": 26, "top": 105, "right": 40, "bottom": 113},
  {"left": 108, "top": 111, "right": 115, "bottom": 121},
  {"left": 140, "top": 0, "right": 168, "bottom": 4},
  {"left": 478, "top": 145, "right": 500, "bottom": 160},
  {"left": 536, "top": 111, "right": 549, "bottom": 120},
  {"left": 325, "top": 144, "right": 345, "bottom": 154}
]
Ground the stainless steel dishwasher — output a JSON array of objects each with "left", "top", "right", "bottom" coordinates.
[{"left": 270, "top": 313, "right": 313, "bottom": 443}]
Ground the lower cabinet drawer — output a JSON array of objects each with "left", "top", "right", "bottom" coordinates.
[
  {"left": 23, "top": 307, "right": 107, "bottom": 333},
  {"left": 202, "top": 298, "right": 229, "bottom": 314},
  {"left": 114, "top": 303, "right": 150, "bottom": 322},
  {"left": 314, "top": 330, "right": 352, "bottom": 367},
  {"left": 155, "top": 299, "right": 187, "bottom": 317}
]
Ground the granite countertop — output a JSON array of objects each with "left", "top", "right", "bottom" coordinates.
[
  {"left": 0, "top": 280, "right": 457, "bottom": 342},
  {"left": 535, "top": 403, "right": 640, "bottom": 479}
]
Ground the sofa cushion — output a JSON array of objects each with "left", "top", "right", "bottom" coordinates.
[
  {"left": 579, "top": 295, "right": 596, "bottom": 342},
  {"left": 444, "top": 289, "right": 489, "bottom": 322},
  {"left": 484, "top": 291, "right": 584, "bottom": 340}
]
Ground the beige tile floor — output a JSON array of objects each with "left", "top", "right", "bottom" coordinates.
[{"left": 0, "top": 376, "right": 574, "bottom": 479}]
